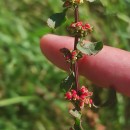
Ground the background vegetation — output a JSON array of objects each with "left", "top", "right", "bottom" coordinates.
[{"left": 0, "top": 0, "right": 130, "bottom": 130}]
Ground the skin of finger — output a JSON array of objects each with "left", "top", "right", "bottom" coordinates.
[{"left": 40, "top": 34, "right": 130, "bottom": 96}]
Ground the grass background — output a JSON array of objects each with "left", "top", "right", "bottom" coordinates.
[{"left": 0, "top": 0, "right": 130, "bottom": 130}]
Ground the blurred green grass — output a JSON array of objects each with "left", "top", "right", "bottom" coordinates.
[{"left": 0, "top": 0, "right": 130, "bottom": 130}]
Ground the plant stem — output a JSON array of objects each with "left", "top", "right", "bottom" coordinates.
[
  {"left": 73, "top": 5, "right": 84, "bottom": 130},
  {"left": 74, "top": 5, "right": 79, "bottom": 91}
]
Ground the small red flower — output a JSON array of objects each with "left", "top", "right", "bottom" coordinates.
[
  {"left": 83, "top": 92, "right": 88, "bottom": 96},
  {"left": 85, "top": 23, "right": 91, "bottom": 29},
  {"left": 71, "top": 50, "right": 77, "bottom": 59},
  {"left": 80, "top": 86, "right": 86, "bottom": 93},
  {"left": 71, "top": 51, "right": 77, "bottom": 56},
  {"left": 73, "top": 94, "right": 78, "bottom": 100},
  {"left": 80, "top": 101, "right": 84, "bottom": 109},
  {"left": 76, "top": 21, "right": 83, "bottom": 27},
  {"left": 65, "top": 92, "right": 72, "bottom": 100},
  {"left": 71, "top": 89, "right": 77, "bottom": 94},
  {"left": 71, "top": 50, "right": 77, "bottom": 61},
  {"left": 70, "top": 22, "right": 76, "bottom": 28},
  {"left": 65, "top": 55, "right": 71, "bottom": 61},
  {"left": 81, "top": 25, "right": 86, "bottom": 31},
  {"left": 89, "top": 98, "right": 93, "bottom": 104},
  {"left": 80, "top": 94, "right": 86, "bottom": 100}
]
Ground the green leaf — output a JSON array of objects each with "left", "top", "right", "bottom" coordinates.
[
  {"left": 0, "top": 96, "right": 36, "bottom": 107},
  {"left": 93, "top": 88, "right": 117, "bottom": 108},
  {"left": 47, "top": 9, "right": 67, "bottom": 29},
  {"left": 95, "top": 41, "right": 103, "bottom": 50},
  {"left": 69, "top": 109, "right": 81, "bottom": 119},
  {"left": 77, "top": 41, "right": 103, "bottom": 56},
  {"left": 69, "top": 109, "right": 83, "bottom": 130},
  {"left": 60, "top": 72, "right": 75, "bottom": 92},
  {"left": 101, "top": 88, "right": 117, "bottom": 107},
  {"left": 74, "top": 118, "right": 83, "bottom": 130},
  {"left": 60, "top": 48, "right": 71, "bottom": 57}
]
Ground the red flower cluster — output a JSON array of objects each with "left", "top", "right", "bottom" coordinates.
[
  {"left": 64, "top": 50, "right": 82, "bottom": 63},
  {"left": 65, "top": 86, "right": 93, "bottom": 109},
  {"left": 68, "top": 21, "right": 93, "bottom": 37},
  {"left": 65, "top": 50, "right": 76, "bottom": 61},
  {"left": 70, "top": 21, "right": 92, "bottom": 30}
]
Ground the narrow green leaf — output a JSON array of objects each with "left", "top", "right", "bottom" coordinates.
[
  {"left": 77, "top": 41, "right": 103, "bottom": 56},
  {"left": 0, "top": 96, "right": 36, "bottom": 107},
  {"left": 60, "top": 72, "right": 75, "bottom": 92},
  {"left": 74, "top": 118, "right": 83, "bottom": 130},
  {"left": 47, "top": 9, "right": 67, "bottom": 29}
]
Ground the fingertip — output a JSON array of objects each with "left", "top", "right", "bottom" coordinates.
[
  {"left": 40, "top": 34, "right": 55, "bottom": 53},
  {"left": 40, "top": 34, "right": 72, "bottom": 71}
]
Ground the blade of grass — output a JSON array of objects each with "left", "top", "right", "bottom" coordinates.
[{"left": 0, "top": 96, "right": 37, "bottom": 107}]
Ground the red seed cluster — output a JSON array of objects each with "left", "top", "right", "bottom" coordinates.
[
  {"left": 70, "top": 21, "right": 93, "bottom": 31},
  {"left": 65, "top": 50, "right": 82, "bottom": 63},
  {"left": 65, "top": 86, "right": 93, "bottom": 109},
  {"left": 66, "top": 50, "right": 77, "bottom": 62},
  {"left": 68, "top": 21, "right": 93, "bottom": 37}
]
